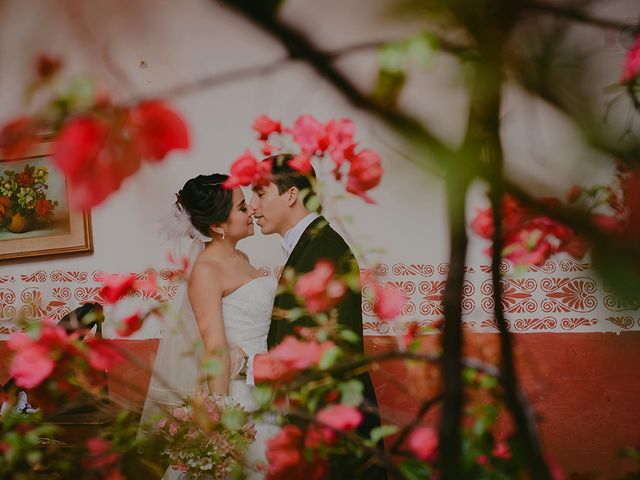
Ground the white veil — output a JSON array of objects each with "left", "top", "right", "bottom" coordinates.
[{"left": 139, "top": 205, "right": 212, "bottom": 428}]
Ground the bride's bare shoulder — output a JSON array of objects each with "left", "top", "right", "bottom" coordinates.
[{"left": 189, "top": 257, "right": 225, "bottom": 288}]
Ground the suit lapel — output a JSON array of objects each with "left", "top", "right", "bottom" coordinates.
[
  {"left": 270, "top": 216, "right": 328, "bottom": 346},
  {"left": 284, "top": 216, "right": 327, "bottom": 269}
]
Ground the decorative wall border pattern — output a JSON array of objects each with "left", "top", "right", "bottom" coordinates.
[{"left": 1, "top": 259, "right": 639, "bottom": 337}]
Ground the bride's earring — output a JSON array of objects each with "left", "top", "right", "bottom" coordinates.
[{"left": 222, "top": 231, "right": 226, "bottom": 240}]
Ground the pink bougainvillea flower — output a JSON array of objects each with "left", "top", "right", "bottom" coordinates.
[
  {"left": 564, "top": 234, "right": 590, "bottom": 259},
  {"left": 470, "top": 193, "right": 594, "bottom": 267},
  {"left": 503, "top": 230, "right": 553, "bottom": 266},
  {"left": 408, "top": 426, "right": 438, "bottom": 461},
  {"left": 261, "top": 141, "right": 275, "bottom": 156},
  {"left": 39, "top": 320, "right": 72, "bottom": 348},
  {"left": 100, "top": 273, "right": 138, "bottom": 304},
  {"left": 266, "top": 425, "right": 304, "bottom": 475},
  {"left": 52, "top": 115, "right": 111, "bottom": 179},
  {"left": 136, "top": 271, "right": 158, "bottom": 298},
  {"left": 253, "top": 114, "right": 282, "bottom": 141},
  {"left": 254, "top": 336, "right": 335, "bottom": 383},
  {"left": 266, "top": 425, "right": 328, "bottom": 480},
  {"left": 291, "top": 115, "right": 330, "bottom": 155},
  {"left": 223, "top": 150, "right": 272, "bottom": 188},
  {"left": 288, "top": 154, "right": 313, "bottom": 175},
  {"left": 317, "top": 404, "right": 363, "bottom": 431},
  {"left": 402, "top": 321, "right": 420, "bottom": 348},
  {"left": 345, "top": 148, "right": 383, "bottom": 204},
  {"left": 304, "top": 425, "right": 337, "bottom": 449},
  {"left": 52, "top": 115, "right": 133, "bottom": 209},
  {"left": 115, "top": 312, "right": 144, "bottom": 337},
  {"left": 592, "top": 213, "right": 620, "bottom": 233},
  {"left": 270, "top": 336, "right": 335, "bottom": 371},
  {"left": 6, "top": 320, "right": 73, "bottom": 389},
  {"left": 621, "top": 36, "right": 640, "bottom": 84},
  {"left": 470, "top": 208, "right": 494, "bottom": 238},
  {"left": 253, "top": 352, "right": 294, "bottom": 383},
  {"left": 372, "top": 282, "right": 406, "bottom": 321},
  {"left": 7, "top": 331, "right": 33, "bottom": 351},
  {"left": 0, "top": 116, "right": 39, "bottom": 160},
  {"left": 52, "top": 100, "right": 188, "bottom": 209},
  {"left": 492, "top": 440, "right": 511, "bottom": 459},
  {"left": 84, "top": 337, "right": 124, "bottom": 370},
  {"left": 83, "top": 437, "right": 121, "bottom": 472},
  {"left": 295, "top": 259, "right": 347, "bottom": 313},
  {"left": 167, "top": 253, "right": 190, "bottom": 281},
  {"left": 128, "top": 100, "right": 190, "bottom": 161},
  {"left": 9, "top": 344, "right": 55, "bottom": 389},
  {"left": 325, "top": 118, "right": 356, "bottom": 173}
]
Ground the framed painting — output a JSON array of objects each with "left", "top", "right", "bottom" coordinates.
[{"left": 0, "top": 139, "right": 93, "bottom": 260}]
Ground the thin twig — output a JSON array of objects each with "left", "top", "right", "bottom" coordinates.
[
  {"left": 389, "top": 393, "right": 444, "bottom": 454},
  {"left": 149, "top": 57, "right": 291, "bottom": 100}
]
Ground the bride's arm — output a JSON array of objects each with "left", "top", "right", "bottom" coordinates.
[{"left": 188, "top": 262, "right": 230, "bottom": 395}]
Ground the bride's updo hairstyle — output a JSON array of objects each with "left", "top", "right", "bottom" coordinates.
[{"left": 176, "top": 174, "right": 233, "bottom": 237}]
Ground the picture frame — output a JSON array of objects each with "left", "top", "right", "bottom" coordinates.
[{"left": 0, "top": 139, "right": 93, "bottom": 260}]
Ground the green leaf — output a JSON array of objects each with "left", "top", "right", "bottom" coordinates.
[
  {"left": 398, "top": 459, "right": 432, "bottom": 480},
  {"left": 201, "top": 357, "right": 222, "bottom": 376},
  {"left": 479, "top": 374, "right": 498, "bottom": 390},
  {"left": 407, "top": 32, "right": 438, "bottom": 67},
  {"left": 338, "top": 329, "right": 360, "bottom": 344},
  {"left": 286, "top": 307, "right": 305, "bottom": 322},
  {"left": 462, "top": 367, "right": 477, "bottom": 384},
  {"left": 221, "top": 408, "right": 246, "bottom": 431},
  {"left": 26, "top": 450, "right": 42, "bottom": 465},
  {"left": 379, "top": 43, "right": 408, "bottom": 73},
  {"left": 65, "top": 76, "right": 96, "bottom": 110},
  {"left": 319, "top": 345, "right": 341, "bottom": 369},
  {"left": 370, "top": 425, "right": 399, "bottom": 444},
  {"left": 252, "top": 385, "right": 274, "bottom": 408},
  {"left": 304, "top": 193, "right": 321, "bottom": 213},
  {"left": 338, "top": 379, "right": 364, "bottom": 406}
]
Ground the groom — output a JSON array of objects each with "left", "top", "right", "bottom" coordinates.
[{"left": 247, "top": 154, "right": 386, "bottom": 479}]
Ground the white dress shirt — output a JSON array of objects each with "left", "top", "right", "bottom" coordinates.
[
  {"left": 246, "top": 212, "right": 321, "bottom": 385},
  {"left": 281, "top": 212, "right": 321, "bottom": 259}
]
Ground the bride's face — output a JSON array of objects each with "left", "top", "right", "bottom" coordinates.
[{"left": 223, "top": 188, "right": 254, "bottom": 240}]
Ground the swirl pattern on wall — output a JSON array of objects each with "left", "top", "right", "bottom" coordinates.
[{"left": 1, "top": 261, "right": 639, "bottom": 337}]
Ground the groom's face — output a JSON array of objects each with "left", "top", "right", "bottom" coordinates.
[{"left": 249, "top": 181, "right": 291, "bottom": 236}]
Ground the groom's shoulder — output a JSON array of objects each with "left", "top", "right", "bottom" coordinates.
[{"left": 311, "top": 221, "right": 352, "bottom": 254}]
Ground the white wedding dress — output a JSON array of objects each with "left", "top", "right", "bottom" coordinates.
[{"left": 141, "top": 275, "right": 279, "bottom": 480}]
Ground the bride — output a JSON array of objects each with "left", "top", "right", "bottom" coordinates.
[{"left": 140, "top": 173, "right": 278, "bottom": 479}]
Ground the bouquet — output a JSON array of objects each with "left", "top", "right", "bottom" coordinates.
[
  {"left": 156, "top": 393, "right": 256, "bottom": 479},
  {"left": 0, "top": 164, "right": 58, "bottom": 233}
]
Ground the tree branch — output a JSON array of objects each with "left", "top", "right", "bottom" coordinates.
[
  {"left": 218, "top": 0, "right": 454, "bottom": 167},
  {"left": 523, "top": 1, "right": 633, "bottom": 31},
  {"left": 485, "top": 60, "right": 551, "bottom": 478}
]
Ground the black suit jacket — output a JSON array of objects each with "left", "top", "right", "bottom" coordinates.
[
  {"left": 268, "top": 216, "right": 364, "bottom": 351},
  {"left": 268, "top": 216, "right": 386, "bottom": 479}
]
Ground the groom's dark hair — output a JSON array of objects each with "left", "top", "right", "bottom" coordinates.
[{"left": 262, "top": 153, "right": 322, "bottom": 212}]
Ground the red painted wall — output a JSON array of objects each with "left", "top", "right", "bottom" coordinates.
[{"left": 2, "top": 333, "right": 639, "bottom": 478}]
